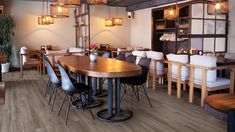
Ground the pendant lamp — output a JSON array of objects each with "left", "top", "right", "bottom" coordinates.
[
  {"left": 105, "top": 7, "right": 113, "bottom": 27},
  {"left": 113, "top": 7, "right": 123, "bottom": 26},
  {"left": 57, "top": 0, "right": 80, "bottom": 6},
  {"left": 38, "top": 0, "right": 54, "bottom": 25},
  {"left": 87, "top": 0, "right": 107, "bottom": 5},
  {"left": 50, "top": 4, "right": 69, "bottom": 18}
]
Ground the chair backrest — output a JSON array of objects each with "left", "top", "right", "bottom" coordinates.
[
  {"left": 116, "top": 54, "right": 125, "bottom": 61},
  {"left": 58, "top": 64, "right": 76, "bottom": 93},
  {"left": 225, "top": 53, "right": 235, "bottom": 59},
  {"left": 20, "top": 46, "right": 29, "bottom": 64},
  {"left": 44, "top": 57, "right": 60, "bottom": 85},
  {"left": 125, "top": 55, "right": 136, "bottom": 64},
  {"left": 166, "top": 54, "right": 189, "bottom": 81},
  {"left": 132, "top": 51, "right": 147, "bottom": 64},
  {"left": 190, "top": 55, "right": 217, "bottom": 82},
  {"left": 138, "top": 58, "right": 151, "bottom": 83},
  {"left": 146, "top": 51, "right": 164, "bottom": 71},
  {"left": 46, "top": 49, "right": 68, "bottom": 67},
  {"left": 102, "top": 52, "right": 110, "bottom": 58}
]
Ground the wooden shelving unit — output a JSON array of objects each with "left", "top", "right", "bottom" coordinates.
[{"left": 151, "top": 1, "right": 228, "bottom": 54}]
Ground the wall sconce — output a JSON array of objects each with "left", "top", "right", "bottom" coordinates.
[{"left": 50, "top": 4, "right": 69, "bottom": 18}]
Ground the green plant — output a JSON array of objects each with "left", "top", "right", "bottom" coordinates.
[
  {"left": 0, "top": 15, "right": 15, "bottom": 62},
  {"left": 156, "top": 21, "right": 165, "bottom": 26},
  {"left": 180, "top": 19, "right": 189, "bottom": 25}
]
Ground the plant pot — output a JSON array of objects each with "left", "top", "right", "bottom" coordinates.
[
  {"left": 90, "top": 54, "right": 98, "bottom": 62},
  {"left": 1, "top": 63, "right": 10, "bottom": 73},
  {"left": 179, "top": 24, "right": 189, "bottom": 28},
  {"left": 156, "top": 25, "right": 165, "bottom": 30}
]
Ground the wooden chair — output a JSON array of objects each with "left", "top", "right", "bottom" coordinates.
[
  {"left": 166, "top": 54, "right": 189, "bottom": 99},
  {"left": 146, "top": 51, "right": 166, "bottom": 90},
  {"left": 189, "top": 55, "right": 235, "bottom": 107},
  {"left": 19, "top": 50, "right": 41, "bottom": 77}
]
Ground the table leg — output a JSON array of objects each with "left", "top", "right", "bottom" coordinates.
[
  {"left": 115, "top": 78, "right": 120, "bottom": 114},
  {"left": 94, "top": 78, "right": 108, "bottom": 97},
  {"left": 96, "top": 78, "right": 132, "bottom": 122},
  {"left": 92, "top": 77, "right": 97, "bottom": 96},
  {"left": 0, "top": 64, "right": 2, "bottom": 82}
]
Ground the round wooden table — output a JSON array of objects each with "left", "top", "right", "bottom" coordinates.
[{"left": 59, "top": 56, "right": 141, "bottom": 122}]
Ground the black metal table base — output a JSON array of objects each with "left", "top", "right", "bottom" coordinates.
[
  {"left": 97, "top": 109, "right": 132, "bottom": 122},
  {"left": 72, "top": 99, "right": 103, "bottom": 109}
]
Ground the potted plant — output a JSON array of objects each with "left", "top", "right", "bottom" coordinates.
[
  {"left": 0, "top": 15, "right": 15, "bottom": 73},
  {"left": 156, "top": 21, "right": 165, "bottom": 30},
  {"left": 89, "top": 44, "right": 98, "bottom": 62},
  {"left": 179, "top": 19, "right": 189, "bottom": 28}
]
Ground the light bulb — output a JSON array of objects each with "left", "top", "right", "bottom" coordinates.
[
  {"left": 215, "top": 2, "right": 221, "bottom": 10},
  {"left": 169, "top": 9, "right": 174, "bottom": 15},
  {"left": 58, "top": 6, "right": 62, "bottom": 12}
]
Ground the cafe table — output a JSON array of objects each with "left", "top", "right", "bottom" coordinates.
[{"left": 59, "top": 56, "right": 141, "bottom": 122}]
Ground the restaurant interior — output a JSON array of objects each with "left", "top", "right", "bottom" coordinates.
[{"left": 0, "top": 0, "right": 234, "bottom": 131}]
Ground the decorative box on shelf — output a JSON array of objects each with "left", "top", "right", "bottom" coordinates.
[
  {"left": 41, "top": 44, "right": 52, "bottom": 50},
  {"left": 179, "top": 24, "right": 189, "bottom": 28}
]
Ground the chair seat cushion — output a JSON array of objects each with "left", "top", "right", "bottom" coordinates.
[
  {"left": 73, "top": 83, "right": 92, "bottom": 93},
  {"left": 194, "top": 78, "right": 230, "bottom": 88}
]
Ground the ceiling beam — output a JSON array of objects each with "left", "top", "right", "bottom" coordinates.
[{"left": 127, "top": 0, "right": 189, "bottom": 11}]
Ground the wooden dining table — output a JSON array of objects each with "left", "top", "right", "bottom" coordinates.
[{"left": 59, "top": 56, "right": 141, "bottom": 122}]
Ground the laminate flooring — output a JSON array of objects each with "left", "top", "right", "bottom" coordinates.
[{"left": 0, "top": 70, "right": 226, "bottom": 132}]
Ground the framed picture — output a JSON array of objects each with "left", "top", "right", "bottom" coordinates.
[{"left": 0, "top": 6, "right": 3, "bottom": 14}]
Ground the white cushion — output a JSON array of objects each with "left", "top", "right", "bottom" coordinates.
[
  {"left": 166, "top": 54, "right": 189, "bottom": 81},
  {"left": 190, "top": 55, "right": 217, "bottom": 82},
  {"left": 225, "top": 53, "right": 235, "bottom": 59},
  {"left": 194, "top": 78, "right": 230, "bottom": 88},
  {"left": 126, "top": 46, "right": 134, "bottom": 51},
  {"left": 69, "top": 47, "right": 85, "bottom": 56},
  {"left": 146, "top": 51, "right": 164, "bottom": 71},
  {"left": 20, "top": 46, "right": 29, "bottom": 64},
  {"left": 134, "top": 47, "right": 144, "bottom": 51},
  {"left": 46, "top": 49, "right": 68, "bottom": 65},
  {"left": 132, "top": 51, "right": 147, "bottom": 64}
]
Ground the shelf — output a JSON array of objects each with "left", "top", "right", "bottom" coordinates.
[
  {"left": 178, "top": 34, "right": 227, "bottom": 38},
  {"left": 156, "top": 28, "right": 176, "bottom": 30}
]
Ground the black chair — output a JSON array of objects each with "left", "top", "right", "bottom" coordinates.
[
  {"left": 116, "top": 53, "right": 125, "bottom": 61},
  {"left": 102, "top": 52, "right": 110, "bottom": 58},
  {"left": 57, "top": 64, "right": 93, "bottom": 125},
  {"left": 120, "top": 58, "right": 152, "bottom": 111},
  {"left": 44, "top": 57, "right": 61, "bottom": 112},
  {"left": 125, "top": 55, "right": 136, "bottom": 64}
]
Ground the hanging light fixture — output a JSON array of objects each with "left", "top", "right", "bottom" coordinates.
[
  {"left": 113, "top": 7, "right": 123, "bottom": 26},
  {"left": 50, "top": 4, "right": 69, "bottom": 18},
  {"left": 105, "top": 7, "right": 113, "bottom": 27},
  {"left": 57, "top": 0, "right": 80, "bottom": 6},
  {"left": 87, "top": 0, "right": 107, "bottom": 5},
  {"left": 38, "top": 0, "right": 54, "bottom": 25},
  {"left": 164, "top": 1, "right": 177, "bottom": 20},
  {"left": 207, "top": 0, "right": 228, "bottom": 14}
]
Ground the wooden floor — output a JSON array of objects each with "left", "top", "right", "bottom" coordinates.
[{"left": 0, "top": 70, "right": 226, "bottom": 132}]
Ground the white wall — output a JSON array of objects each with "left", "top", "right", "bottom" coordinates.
[
  {"left": 130, "top": 8, "right": 152, "bottom": 49},
  {"left": 228, "top": 0, "right": 235, "bottom": 53},
  {"left": 10, "top": 0, "right": 76, "bottom": 50},
  {"left": 10, "top": 0, "right": 130, "bottom": 50},
  {"left": 90, "top": 6, "right": 130, "bottom": 48}
]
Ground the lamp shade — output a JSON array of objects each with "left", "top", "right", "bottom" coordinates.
[
  {"left": 50, "top": 4, "right": 69, "bottom": 18},
  {"left": 113, "top": 18, "right": 123, "bottom": 26},
  {"left": 207, "top": 1, "right": 228, "bottom": 14},
  {"left": 87, "top": 0, "right": 107, "bottom": 5},
  {"left": 57, "top": 0, "right": 80, "bottom": 6},
  {"left": 38, "top": 15, "right": 54, "bottom": 25},
  {"left": 105, "top": 19, "right": 113, "bottom": 27},
  {"left": 164, "top": 8, "right": 178, "bottom": 20}
]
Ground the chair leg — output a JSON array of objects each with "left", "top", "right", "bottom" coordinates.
[
  {"left": 87, "top": 91, "right": 94, "bottom": 120},
  {"left": 50, "top": 87, "right": 58, "bottom": 112},
  {"left": 183, "top": 83, "right": 186, "bottom": 91},
  {"left": 131, "top": 88, "right": 134, "bottom": 111},
  {"left": 44, "top": 79, "right": 51, "bottom": 97},
  {"left": 65, "top": 96, "right": 72, "bottom": 125},
  {"left": 141, "top": 85, "right": 153, "bottom": 108},
  {"left": 120, "top": 85, "right": 127, "bottom": 103},
  {"left": 58, "top": 93, "right": 68, "bottom": 116},
  {"left": 48, "top": 85, "right": 55, "bottom": 105}
]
